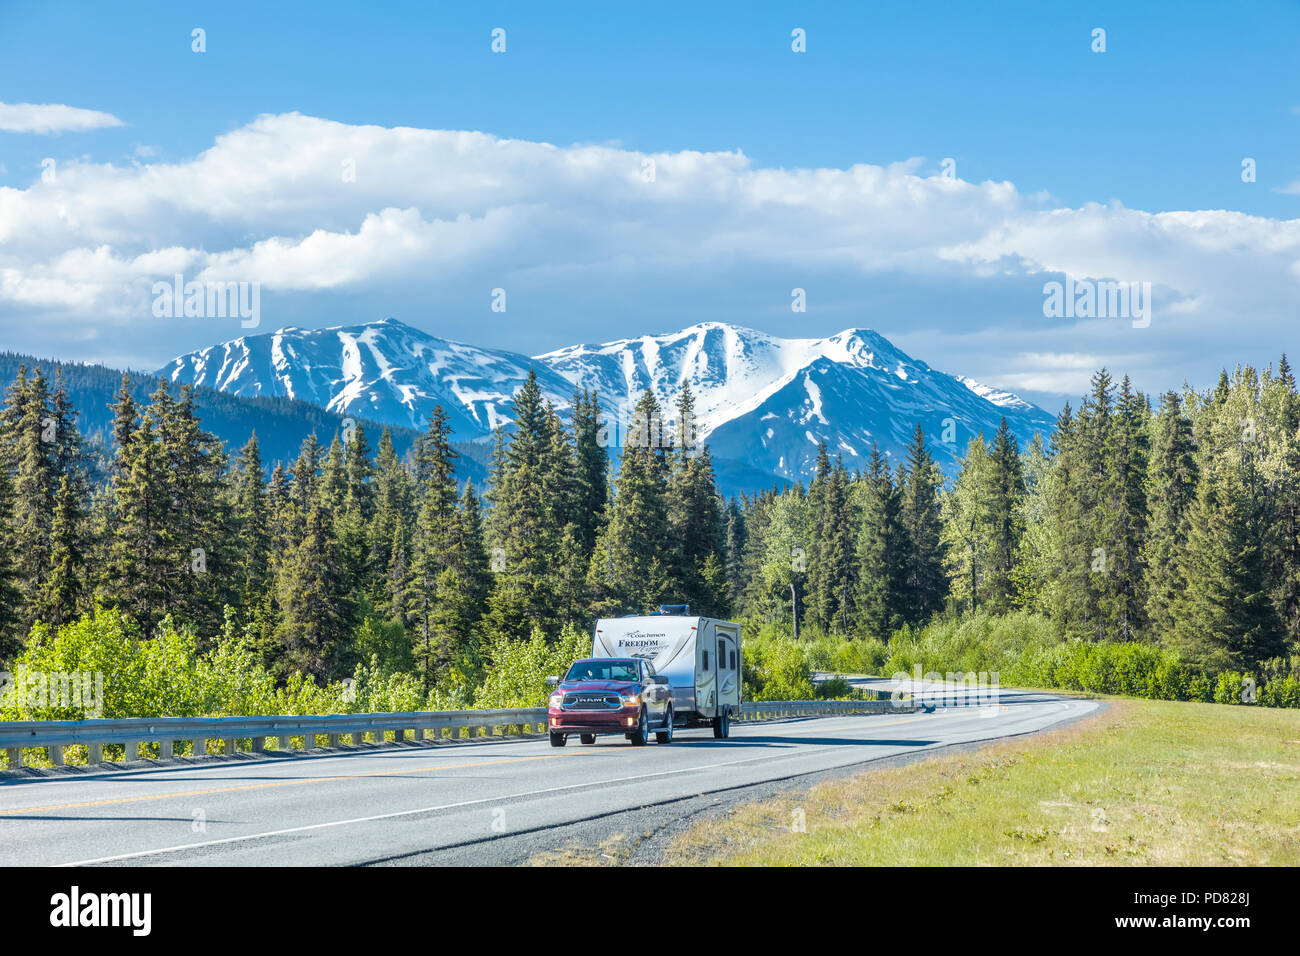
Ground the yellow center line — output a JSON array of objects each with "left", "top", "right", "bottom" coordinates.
[
  {"left": 1, "top": 710, "right": 939, "bottom": 818},
  {"left": 0, "top": 750, "right": 615, "bottom": 817}
]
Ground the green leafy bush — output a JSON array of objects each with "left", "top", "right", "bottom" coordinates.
[
  {"left": 1, "top": 606, "right": 341, "bottom": 721},
  {"left": 471, "top": 624, "right": 590, "bottom": 709},
  {"left": 813, "top": 675, "right": 855, "bottom": 700}
]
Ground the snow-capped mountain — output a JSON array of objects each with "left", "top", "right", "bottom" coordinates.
[
  {"left": 159, "top": 318, "right": 1055, "bottom": 488},
  {"left": 157, "top": 317, "right": 578, "bottom": 439},
  {"left": 538, "top": 322, "right": 1054, "bottom": 479}
]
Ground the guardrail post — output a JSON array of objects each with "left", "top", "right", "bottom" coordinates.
[
  {"left": 5, "top": 747, "right": 20, "bottom": 769},
  {"left": 253, "top": 736, "right": 266, "bottom": 753},
  {"left": 88, "top": 742, "right": 102, "bottom": 764},
  {"left": 353, "top": 731, "right": 365, "bottom": 745},
  {"left": 193, "top": 738, "right": 206, "bottom": 756},
  {"left": 126, "top": 740, "right": 141, "bottom": 762},
  {"left": 223, "top": 738, "right": 236, "bottom": 756},
  {"left": 160, "top": 740, "right": 174, "bottom": 759},
  {"left": 48, "top": 745, "right": 64, "bottom": 766},
  {"left": 328, "top": 734, "right": 340, "bottom": 748}
]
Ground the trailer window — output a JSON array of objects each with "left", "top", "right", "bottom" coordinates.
[
  {"left": 730, "top": 650, "right": 736, "bottom": 670},
  {"left": 702, "top": 650, "right": 710, "bottom": 671}
]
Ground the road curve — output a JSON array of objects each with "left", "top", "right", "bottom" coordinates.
[{"left": 0, "top": 687, "right": 1097, "bottom": 866}]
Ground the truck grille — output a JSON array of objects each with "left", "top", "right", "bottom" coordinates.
[{"left": 563, "top": 693, "right": 622, "bottom": 710}]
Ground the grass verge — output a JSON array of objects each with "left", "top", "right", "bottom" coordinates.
[{"left": 532, "top": 699, "right": 1300, "bottom": 865}]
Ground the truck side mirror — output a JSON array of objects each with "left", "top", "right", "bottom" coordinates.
[{"left": 545, "top": 675, "right": 559, "bottom": 687}]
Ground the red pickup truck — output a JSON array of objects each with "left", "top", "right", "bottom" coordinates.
[{"left": 546, "top": 657, "right": 674, "bottom": 747}]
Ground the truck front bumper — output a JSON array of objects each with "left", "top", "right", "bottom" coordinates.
[{"left": 548, "top": 707, "right": 641, "bottom": 734}]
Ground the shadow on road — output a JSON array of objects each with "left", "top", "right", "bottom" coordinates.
[{"left": 584, "top": 736, "right": 939, "bottom": 749}]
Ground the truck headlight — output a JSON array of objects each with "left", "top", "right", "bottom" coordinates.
[
  {"left": 549, "top": 693, "right": 564, "bottom": 708},
  {"left": 621, "top": 694, "right": 640, "bottom": 706}
]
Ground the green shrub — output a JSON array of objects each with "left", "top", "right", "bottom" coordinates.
[
  {"left": 1, "top": 606, "right": 339, "bottom": 721},
  {"left": 744, "top": 638, "right": 815, "bottom": 701},
  {"left": 471, "top": 624, "right": 590, "bottom": 710},
  {"left": 1214, "top": 671, "right": 1245, "bottom": 705},
  {"left": 1260, "top": 675, "right": 1300, "bottom": 708},
  {"left": 1186, "top": 673, "right": 1214, "bottom": 702},
  {"left": 813, "top": 676, "right": 854, "bottom": 700}
]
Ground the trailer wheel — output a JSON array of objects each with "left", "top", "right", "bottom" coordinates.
[
  {"left": 579, "top": 733, "right": 596, "bottom": 745},
  {"left": 628, "top": 708, "right": 648, "bottom": 746},
  {"left": 712, "top": 710, "right": 730, "bottom": 739},
  {"left": 549, "top": 732, "right": 567, "bottom": 747},
  {"left": 655, "top": 709, "right": 674, "bottom": 744}
]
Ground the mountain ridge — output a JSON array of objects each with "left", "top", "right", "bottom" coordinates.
[{"left": 158, "top": 317, "right": 1056, "bottom": 487}]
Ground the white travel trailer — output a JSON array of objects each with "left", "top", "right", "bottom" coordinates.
[{"left": 592, "top": 607, "right": 742, "bottom": 738}]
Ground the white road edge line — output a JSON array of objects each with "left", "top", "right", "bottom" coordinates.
[{"left": 56, "top": 742, "right": 872, "bottom": 866}]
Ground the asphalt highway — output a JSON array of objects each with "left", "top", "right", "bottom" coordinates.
[{"left": 0, "top": 686, "right": 1097, "bottom": 866}]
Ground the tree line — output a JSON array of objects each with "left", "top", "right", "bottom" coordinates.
[
  {"left": 0, "top": 367, "right": 729, "bottom": 689},
  {"left": 705, "top": 362, "right": 1300, "bottom": 676},
  {"left": 1, "top": 356, "right": 1296, "bottom": 688}
]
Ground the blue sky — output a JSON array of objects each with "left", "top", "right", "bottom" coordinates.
[{"left": 1, "top": 0, "right": 1298, "bottom": 410}]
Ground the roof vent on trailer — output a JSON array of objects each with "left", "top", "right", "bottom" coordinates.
[{"left": 655, "top": 604, "right": 690, "bottom": 616}]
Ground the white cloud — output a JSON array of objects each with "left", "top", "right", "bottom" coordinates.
[
  {"left": 1, "top": 111, "right": 1298, "bottom": 398},
  {"left": 0, "top": 102, "right": 125, "bottom": 134}
]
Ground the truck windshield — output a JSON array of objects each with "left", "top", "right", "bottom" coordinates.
[{"left": 566, "top": 660, "right": 639, "bottom": 682}]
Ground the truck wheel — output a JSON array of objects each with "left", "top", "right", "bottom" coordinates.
[
  {"left": 628, "top": 708, "right": 648, "bottom": 746},
  {"left": 579, "top": 733, "right": 596, "bottom": 745},
  {"left": 655, "top": 709, "right": 674, "bottom": 744},
  {"left": 549, "top": 732, "right": 567, "bottom": 748},
  {"left": 712, "top": 711, "right": 730, "bottom": 739}
]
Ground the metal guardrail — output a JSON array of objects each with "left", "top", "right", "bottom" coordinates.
[
  {"left": 0, "top": 708, "right": 546, "bottom": 770},
  {"left": 0, "top": 698, "right": 911, "bottom": 770}
]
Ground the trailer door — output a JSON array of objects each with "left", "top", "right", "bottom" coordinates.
[{"left": 716, "top": 626, "right": 740, "bottom": 710}]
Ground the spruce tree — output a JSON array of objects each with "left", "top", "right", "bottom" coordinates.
[
  {"left": 570, "top": 388, "right": 608, "bottom": 558},
  {"left": 0, "top": 463, "right": 23, "bottom": 659},
  {"left": 982, "top": 418, "right": 1025, "bottom": 613},
  {"left": 1096, "top": 378, "right": 1149, "bottom": 640},
  {"left": 1143, "top": 391, "right": 1197, "bottom": 640},
  {"left": 1173, "top": 458, "right": 1286, "bottom": 671},
  {"left": 941, "top": 435, "right": 990, "bottom": 613},
  {"left": 366, "top": 428, "right": 412, "bottom": 615},
  {"left": 4, "top": 368, "right": 56, "bottom": 629},
  {"left": 854, "top": 447, "right": 904, "bottom": 636},
  {"left": 588, "top": 388, "right": 676, "bottom": 615},
  {"left": 274, "top": 494, "right": 353, "bottom": 679},
  {"left": 231, "top": 434, "right": 272, "bottom": 625},
  {"left": 155, "top": 384, "right": 230, "bottom": 637},
  {"left": 336, "top": 422, "right": 374, "bottom": 598},
  {"left": 102, "top": 416, "right": 171, "bottom": 627},
  {"left": 487, "top": 373, "right": 576, "bottom": 635},
  {"left": 667, "top": 384, "right": 726, "bottom": 614},
  {"left": 408, "top": 406, "right": 462, "bottom": 689},
  {"left": 898, "top": 423, "right": 947, "bottom": 625},
  {"left": 723, "top": 498, "right": 748, "bottom": 614}
]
